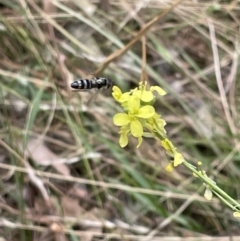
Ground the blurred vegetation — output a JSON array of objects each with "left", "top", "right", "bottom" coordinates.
[{"left": 0, "top": 0, "right": 240, "bottom": 240}]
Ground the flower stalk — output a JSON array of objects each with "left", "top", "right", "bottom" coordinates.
[{"left": 112, "top": 81, "right": 240, "bottom": 217}]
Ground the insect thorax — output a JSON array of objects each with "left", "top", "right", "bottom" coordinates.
[{"left": 94, "top": 77, "right": 111, "bottom": 89}]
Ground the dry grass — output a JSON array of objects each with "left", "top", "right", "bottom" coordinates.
[{"left": 0, "top": 0, "right": 240, "bottom": 240}]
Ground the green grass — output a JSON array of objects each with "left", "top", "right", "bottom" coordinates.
[{"left": 0, "top": 0, "right": 240, "bottom": 240}]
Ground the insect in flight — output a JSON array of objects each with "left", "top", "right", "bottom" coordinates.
[
  {"left": 70, "top": 77, "right": 112, "bottom": 91},
  {"left": 70, "top": 77, "right": 112, "bottom": 104}
]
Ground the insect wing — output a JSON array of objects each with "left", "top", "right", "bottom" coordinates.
[
  {"left": 86, "top": 89, "right": 100, "bottom": 105},
  {"left": 71, "top": 89, "right": 90, "bottom": 92}
]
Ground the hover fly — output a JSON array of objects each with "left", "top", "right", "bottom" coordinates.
[
  {"left": 70, "top": 77, "right": 112, "bottom": 104},
  {"left": 70, "top": 77, "right": 112, "bottom": 91}
]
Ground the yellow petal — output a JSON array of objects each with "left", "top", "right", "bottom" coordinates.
[
  {"left": 173, "top": 152, "right": 183, "bottom": 167},
  {"left": 130, "top": 119, "right": 143, "bottom": 137},
  {"left": 233, "top": 212, "right": 240, "bottom": 218},
  {"left": 165, "top": 163, "right": 174, "bottom": 172},
  {"left": 136, "top": 136, "right": 143, "bottom": 148},
  {"left": 141, "top": 90, "right": 154, "bottom": 102},
  {"left": 132, "top": 89, "right": 142, "bottom": 98},
  {"left": 112, "top": 86, "right": 122, "bottom": 100},
  {"left": 118, "top": 92, "right": 131, "bottom": 103},
  {"left": 150, "top": 86, "right": 166, "bottom": 96},
  {"left": 204, "top": 188, "right": 213, "bottom": 201},
  {"left": 113, "top": 113, "right": 130, "bottom": 126},
  {"left": 120, "top": 102, "right": 129, "bottom": 110},
  {"left": 112, "top": 85, "right": 121, "bottom": 93},
  {"left": 156, "top": 118, "right": 166, "bottom": 127},
  {"left": 137, "top": 106, "right": 155, "bottom": 119},
  {"left": 119, "top": 132, "right": 129, "bottom": 148},
  {"left": 128, "top": 96, "right": 140, "bottom": 113}
]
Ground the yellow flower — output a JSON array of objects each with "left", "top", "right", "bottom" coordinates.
[
  {"left": 161, "top": 139, "right": 183, "bottom": 167},
  {"left": 132, "top": 81, "right": 166, "bottom": 103},
  {"left": 112, "top": 82, "right": 167, "bottom": 148},
  {"left": 113, "top": 95, "right": 155, "bottom": 147},
  {"left": 173, "top": 152, "right": 183, "bottom": 167}
]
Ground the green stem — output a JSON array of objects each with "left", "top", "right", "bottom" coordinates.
[
  {"left": 153, "top": 129, "right": 240, "bottom": 212},
  {"left": 183, "top": 160, "right": 240, "bottom": 209}
]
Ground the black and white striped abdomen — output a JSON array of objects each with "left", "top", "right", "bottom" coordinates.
[{"left": 71, "top": 79, "right": 93, "bottom": 90}]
